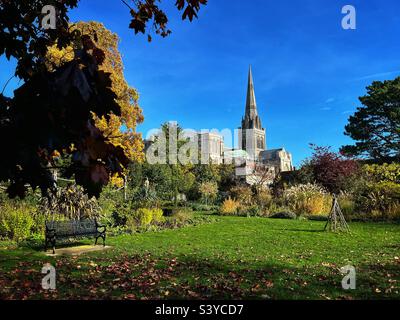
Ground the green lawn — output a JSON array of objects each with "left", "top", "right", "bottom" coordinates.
[{"left": 0, "top": 215, "right": 399, "bottom": 300}]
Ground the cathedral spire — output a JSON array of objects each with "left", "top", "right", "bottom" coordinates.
[
  {"left": 239, "top": 66, "right": 266, "bottom": 157},
  {"left": 242, "top": 66, "right": 262, "bottom": 130},
  {"left": 246, "top": 65, "right": 258, "bottom": 116}
]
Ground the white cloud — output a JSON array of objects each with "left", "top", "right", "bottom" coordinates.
[
  {"left": 342, "top": 110, "right": 353, "bottom": 115},
  {"left": 353, "top": 70, "right": 400, "bottom": 81}
]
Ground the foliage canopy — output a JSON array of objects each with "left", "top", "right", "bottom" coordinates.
[
  {"left": 0, "top": 0, "right": 207, "bottom": 198},
  {"left": 341, "top": 77, "right": 400, "bottom": 162}
]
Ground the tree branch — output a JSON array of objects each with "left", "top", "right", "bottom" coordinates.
[
  {"left": 121, "top": 0, "right": 133, "bottom": 10},
  {"left": 1, "top": 75, "right": 15, "bottom": 95}
]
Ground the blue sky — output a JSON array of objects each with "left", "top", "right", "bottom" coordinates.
[{"left": 1, "top": 0, "right": 400, "bottom": 166}]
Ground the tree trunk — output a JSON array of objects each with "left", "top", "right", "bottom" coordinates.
[{"left": 123, "top": 176, "right": 127, "bottom": 202}]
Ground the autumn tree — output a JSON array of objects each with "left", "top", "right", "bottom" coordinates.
[
  {"left": 340, "top": 77, "right": 400, "bottom": 163},
  {"left": 46, "top": 21, "right": 145, "bottom": 186},
  {"left": 302, "top": 145, "right": 360, "bottom": 194},
  {"left": 0, "top": 0, "right": 208, "bottom": 79},
  {"left": 0, "top": 0, "right": 207, "bottom": 198}
]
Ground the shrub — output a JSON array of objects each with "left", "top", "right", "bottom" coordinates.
[
  {"left": 189, "top": 202, "right": 218, "bottom": 212},
  {"left": 162, "top": 212, "right": 216, "bottom": 230},
  {"left": 125, "top": 215, "right": 137, "bottom": 231},
  {"left": 283, "top": 183, "right": 332, "bottom": 216},
  {"left": 31, "top": 211, "right": 47, "bottom": 236},
  {"left": 356, "top": 181, "right": 400, "bottom": 220},
  {"left": 337, "top": 193, "right": 356, "bottom": 219},
  {"left": 229, "top": 185, "right": 253, "bottom": 206},
  {"left": 151, "top": 208, "right": 165, "bottom": 223},
  {"left": 363, "top": 163, "right": 400, "bottom": 184},
  {"left": 220, "top": 197, "right": 240, "bottom": 215},
  {"left": 387, "top": 203, "right": 400, "bottom": 220},
  {"left": 40, "top": 184, "right": 100, "bottom": 220},
  {"left": 132, "top": 185, "right": 160, "bottom": 209},
  {"left": 345, "top": 163, "right": 400, "bottom": 220},
  {"left": 255, "top": 190, "right": 273, "bottom": 209},
  {"left": 269, "top": 202, "right": 290, "bottom": 215},
  {"left": 111, "top": 203, "right": 132, "bottom": 226},
  {"left": 126, "top": 208, "right": 166, "bottom": 231},
  {"left": 198, "top": 181, "right": 218, "bottom": 205},
  {"left": 98, "top": 193, "right": 117, "bottom": 218},
  {"left": 163, "top": 205, "right": 194, "bottom": 216},
  {"left": 0, "top": 203, "right": 35, "bottom": 241},
  {"left": 170, "top": 208, "right": 194, "bottom": 222},
  {"left": 305, "top": 195, "right": 330, "bottom": 215},
  {"left": 239, "top": 205, "right": 262, "bottom": 217},
  {"left": 135, "top": 208, "right": 154, "bottom": 226}
]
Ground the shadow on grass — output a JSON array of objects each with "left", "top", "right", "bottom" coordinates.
[
  {"left": 1, "top": 249, "right": 397, "bottom": 300},
  {"left": 285, "top": 229, "right": 325, "bottom": 233},
  {"left": 0, "top": 254, "right": 332, "bottom": 300},
  {"left": 385, "top": 245, "right": 400, "bottom": 253},
  {"left": 19, "top": 238, "right": 96, "bottom": 252}
]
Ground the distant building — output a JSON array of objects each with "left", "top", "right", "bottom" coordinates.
[
  {"left": 198, "top": 132, "right": 224, "bottom": 164},
  {"left": 260, "top": 148, "right": 294, "bottom": 173},
  {"left": 143, "top": 67, "right": 294, "bottom": 186}
]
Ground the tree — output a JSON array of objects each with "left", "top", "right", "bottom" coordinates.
[
  {"left": 130, "top": 162, "right": 194, "bottom": 203},
  {"left": 137, "top": 122, "right": 195, "bottom": 204},
  {"left": 250, "top": 163, "right": 274, "bottom": 195},
  {"left": 46, "top": 22, "right": 145, "bottom": 186},
  {"left": 0, "top": 0, "right": 207, "bottom": 198},
  {"left": 340, "top": 77, "right": 400, "bottom": 162},
  {"left": 192, "top": 164, "right": 221, "bottom": 184},
  {"left": 303, "top": 145, "right": 360, "bottom": 194},
  {"left": 124, "top": 0, "right": 207, "bottom": 42},
  {"left": 218, "top": 164, "right": 236, "bottom": 193},
  {"left": 0, "top": 37, "right": 126, "bottom": 198},
  {"left": 159, "top": 121, "right": 188, "bottom": 164},
  {"left": 0, "top": 0, "right": 208, "bottom": 80}
]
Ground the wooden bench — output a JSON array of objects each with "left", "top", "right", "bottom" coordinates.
[{"left": 45, "top": 219, "right": 106, "bottom": 254}]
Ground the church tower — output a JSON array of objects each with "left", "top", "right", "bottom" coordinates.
[{"left": 239, "top": 66, "right": 266, "bottom": 160}]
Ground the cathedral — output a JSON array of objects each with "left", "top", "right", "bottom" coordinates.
[
  {"left": 144, "top": 66, "right": 294, "bottom": 185},
  {"left": 225, "top": 66, "right": 294, "bottom": 185}
]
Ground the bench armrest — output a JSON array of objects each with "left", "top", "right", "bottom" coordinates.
[
  {"left": 45, "top": 227, "right": 56, "bottom": 240},
  {"left": 45, "top": 225, "right": 56, "bottom": 233},
  {"left": 95, "top": 221, "right": 106, "bottom": 233}
]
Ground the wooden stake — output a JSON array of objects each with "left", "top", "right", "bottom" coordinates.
[{"left": 324, "top": 195, "right": 350, "bottom": 233}]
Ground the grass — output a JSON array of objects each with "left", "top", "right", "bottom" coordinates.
[{"left": 0, "top": 214, "right": 399, "bottom": 300}]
